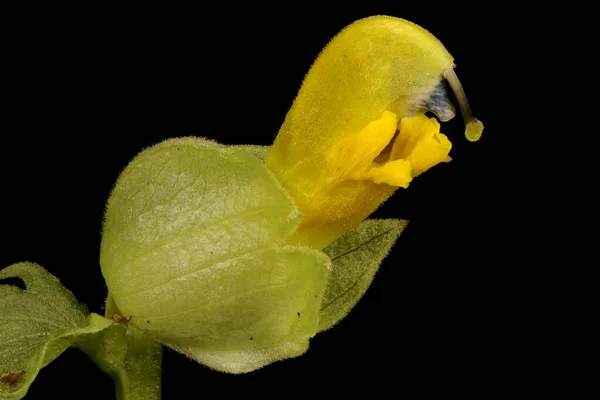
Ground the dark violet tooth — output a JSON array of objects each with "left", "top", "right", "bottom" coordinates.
[{"left": 420, "top": 80, "right": 456, "bottom": 122}]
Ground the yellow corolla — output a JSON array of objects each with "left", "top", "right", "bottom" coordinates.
[{"left": 266, "top": 16, "right": 483, "bottom": 249}]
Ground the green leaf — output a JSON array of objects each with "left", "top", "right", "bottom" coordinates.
[
  {"left": 101, "top": 137, "right": 330, "bottom": 373},
  {"left": 76, "top": 296, "right": 162, "bottom": 400},
  {"left": 0, "top": 263, "right": 113, "bottom": 399},
  {"left": 318, "top": 219, "right": 407, "bottom": 332}
]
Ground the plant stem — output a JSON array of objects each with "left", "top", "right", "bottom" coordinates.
[{"left": 77, "top": 294, "right": 162, "bottom": 400}]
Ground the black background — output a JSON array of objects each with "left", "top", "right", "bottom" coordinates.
[{"left": 2, "top": 2, "right": 505, "bottom": 398}]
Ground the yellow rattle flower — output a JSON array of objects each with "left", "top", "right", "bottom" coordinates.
[{"left": 266, "top": 16, "right": 483, "bottom": 249}]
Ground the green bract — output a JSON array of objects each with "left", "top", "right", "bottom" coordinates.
[
  {"left": 100, "top": 138, "right": 330, "bottom": 373},
  {"left": 0, "top": 144, "right": 407, "bottom": 398},
  {"left": 0, "top": 263, "right": 113, "bottom": 399},
  {"left": 319, "top": 219, "right": 407, "bottom": 332}
]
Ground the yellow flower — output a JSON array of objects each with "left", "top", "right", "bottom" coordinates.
[{"left": 266, "top": 16, "right": 482, "bottom": 249}]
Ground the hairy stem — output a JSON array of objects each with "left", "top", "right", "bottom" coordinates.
[{"left": 77, "top": 294, "right": 162, "bottom": 400}]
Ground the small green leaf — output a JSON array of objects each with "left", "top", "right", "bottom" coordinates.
[
  {"left": 318, "top": 219, "right": 407, "bottom": 332},
  {"left": 76, "top": 296, "right": 162, "bottom": 400},
  {"left": 101, "top": 137, "right": 329, "bottom": 373},
  {"left": 0, "top": 263, "right": 113, "bottom": 399}
]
